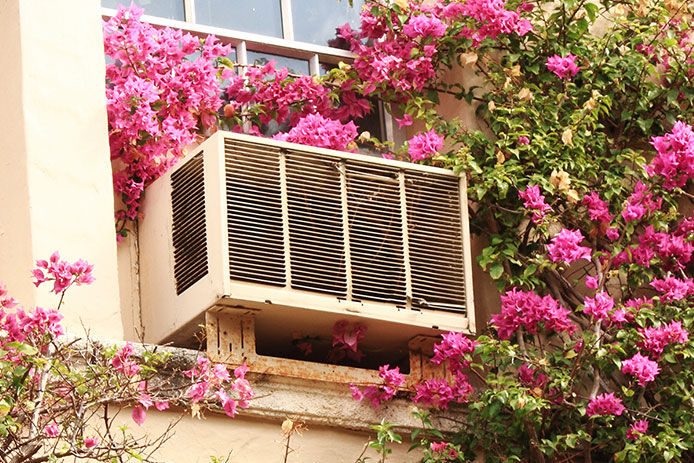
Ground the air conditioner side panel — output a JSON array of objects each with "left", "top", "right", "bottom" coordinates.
[{"left": 139, "top": 140, "right": 222, "bottom": 344}]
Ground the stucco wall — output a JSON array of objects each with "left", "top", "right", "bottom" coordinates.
[
  {"left": 128, "top": 412, "right": 419, "bottom": 463},
  {"left": 0, "top": 0, "right": 123, "bottom": 339}
]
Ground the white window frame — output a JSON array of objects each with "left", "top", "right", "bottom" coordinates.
[{"left": 102, "top": 3, "right": 398, "bottom": 143}]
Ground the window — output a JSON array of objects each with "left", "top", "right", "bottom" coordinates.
[
  {"left": 102, "top": 0, "right": 364, "bottom": 46},
  {"left": 102, "top": 0, "right": 392, "bottom": 143}
]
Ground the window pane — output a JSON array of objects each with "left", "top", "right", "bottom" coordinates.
[
  {"left": 195, "top": 0, "right": 283, "bottom": 38},
  {"left": 102, "top": 0, "right": 185, "bottom": 20},
  {"left": 292, "top": 0, "right": 364, "bottom": 47},
  {"left": 247, "top": 51, "right": 310, "bottom": 75}
]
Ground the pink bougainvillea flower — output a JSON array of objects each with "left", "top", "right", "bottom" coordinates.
[
  {"left": 413, "top": 370, "right": 474, "bottom": 409},
  {"left": 430, "top": 441, "right": 447, "bottom": 453},
  {"left": 109, "top": 342, "right": 142, "bottom": 377},
  {"left": 350, "top": 365, "right": 406, "bottom": 407},
  {"left": 638, "top": 321, "right": 689, "bottom": 357},
  {"left": 407, "top": 129, "right": 443, "bottom": 161},
  {"left": 32, "top": 252, "right": 95, "bottom": 294},
  {"left": 518, "top": 184, "right": 552, "bottom": 223},
  {"left": 649, "top": 276, "right": 694, "bottom": 302},
  {"left": 403, "top": 14, "right": 447, "bottom": 38},
  {"left": 330, "top": 320, "right": 367, "bottom": 362},
  {"left": 586, "top": 392, "right": 625, "bottom": 417},
  {"left": 582, "top": 191, "right": 613, "bottom": 223},
  {"left": 546, "top": 54, "right": 580, "bottom": 79},
  {"left": 395, "top": 113, "right": 413, "bottom": 128},
  {"left": 626, "top": 420, "right": 649, "bottom": 440},
  {"left": 583, "top": 291, "right": 614, "bottom": 321},
  {"left": 431, "top": 331, "right": 479, "bottom": 374},
  {"left": 518, "top": 136, "right": 530, "bottom": 145},
  {"left": 84, "top": 437, "right": 99, "bottom": 448},
  {"left": 154, "top": 401, "right": 170, "bottom": 411},
  {"left": 646, "top": 121, "right": 694, "bottom": 190},
  {"left": 132, "top": 405, "right": 147, "bottom": 426},
  {"left": 546, "top": 228, "right": 591, "bottom": 264},
  {"left": 621, "top": 352, "right": 660, "bottom": 386},
  {"left": 621, "top": 181, "right": 661, "bottom": 222},
  {"left": 605, "top": 227, "right": 620, "bottom": 241},
  {"left": 44, "top": 422, "right": 60, "bottom": 437},
  {"left": 518, "top": 363, "right": 547, "bottom": 389},
  {"left": 273, "top": 113, "right": 358, "bottom": 152},
  {"left": 0, "top": 282, "right": 17, "bottom": 309},
  {"left": 585, "top": 275, "right": 599, "bottom": 289},
  {"left": 491, "top": 288, "right": 576, "bottom": 340}
]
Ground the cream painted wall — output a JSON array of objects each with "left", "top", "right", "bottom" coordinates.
[
  {"left": 0, "top": 0, "right": 36, "bottom": 307},
  {"left": 0, "top": 0, "right": 123, "bottom": 339},
  {"left": 125, "top": 412, "right": 419, "bottom": 463}
]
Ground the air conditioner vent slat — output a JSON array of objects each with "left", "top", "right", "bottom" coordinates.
[
  {"left": 171, "top": 152, "right": 208, "bottom": 295},
  {"left": 345, "top": 163, "right": 407, "bottom": 305},
  {"left": 405, "top": 172, "right": 466, "bottom": 314},
  {"left": 285, "top": 152, "right": 347, "bottom": 296},
  {"left": 226, "top": 147, "right": 286, "bottom": 286}
]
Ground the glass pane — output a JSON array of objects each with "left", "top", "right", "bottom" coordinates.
[
  {"left": 102, "top": 0, "right": 185, "bottom": 20},
  {"left": 292, "top": 0, "right": 364, "bottom": 47},
  {"left": 247, "top": 51, "right": 310, "bottom": 75},
  {"left": 195, "top": 0, "right": 283, "bottom": 38}
]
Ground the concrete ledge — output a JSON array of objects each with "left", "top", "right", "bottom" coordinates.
[{"left": 65, "top": 334, "right": 459, "bottom": 434}]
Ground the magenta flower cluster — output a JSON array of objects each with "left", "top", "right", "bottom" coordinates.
[
  {"left": 32, "top": 251, "right": 95, "bottom": 294},
  {"left": 546, "top": 228, "right": 592, "bottom": 264},
  {"left": 184, "top": 356, "right": 254, "bottom": 418},
  {"left": 621, "top": 353, "right": 660, "bottom": 386},
  {"left": 403, "top": 15, "right": 447, "bottom": 38},
  {"left": 586, "top": 392, "right": 625, "bottom": 417},
  {"left": 407, "top": 129, "right": 444, "bottom": 161},
  {"left": 339, "top": 0, "right": 531, "bottom": 100},
  {"left": 582, "top": 191, "right": 613, "bottom": 223},
  {"left": 410, "top": 332, "right": 478, "bottom": 409},
  {"left": 545, "top": 54, "right": 580, "bottom": 80},
  {"left": 518, "top": 184, "right": 552, "bottom": 223},
  {"left": 330, "top": 320, "right": 368, "bottom": 362},
  {"left": 104, "top": 4, "right": 229, "bottom": 223},
  {"left": 491, "top": 288, "right": 576, "bottom": 340},
  {"left": 350, "top": 365, "right": 406, "bottom": 407},
  {"left": 646, "top": 121, "right": 694, "bottom": 190},
  {"left": 582, "top": 291, "right": 615, "bottom": 321},
  {"left": 638, "top": 321, "right": 689, "bottom": 357},
  {"left": 454, "top": 0, "right": 533, "bottom": 46},
  {"left": 621, "top": 181, "right": 662, "bottom": 222},
  {"left": 274, "top": 114, "right": 358, "bottom": 153}
]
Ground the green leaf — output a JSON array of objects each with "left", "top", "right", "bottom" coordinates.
[
  {"left": 584, "top": 3, "right": 598, "bottom": 22},
  {"left": 490, "top": 263, "right": 504, "bottom": 280}
]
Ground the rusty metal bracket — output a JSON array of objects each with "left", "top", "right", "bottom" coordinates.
[{"left": 206, "top": 307, "right": 447, "bottom": 387}]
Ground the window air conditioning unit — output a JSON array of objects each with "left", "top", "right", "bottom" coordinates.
[{"left": 139, "top": 132, "right": 475, "bottom": 346}]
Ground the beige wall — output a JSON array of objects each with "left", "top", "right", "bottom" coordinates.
[
  {"left": 124, "top": 411, "right": 418, "bottom": 463},
  {"left": 0, "top": 0, "right": 122, "bottom": 339}
]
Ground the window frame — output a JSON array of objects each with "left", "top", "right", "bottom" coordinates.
[{"left": 102, "top": 4, "right": 397, "bottom": 144}]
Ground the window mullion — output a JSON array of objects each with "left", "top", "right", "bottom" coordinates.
[
  {"left": 238, "top": 41, "right": 248, "bottom": 66},
  {"left": 280, "top": 0, "right": 294, "bottom": 41},
  {"left": 184, "top": 0, "right": 196, "bottom": 23},
  {"left": 309, "top": 54, "right": 320, "bottom": 76}
]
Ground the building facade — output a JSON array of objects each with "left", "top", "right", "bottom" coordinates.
[{"left": 0, "top": 1, "right": 496, "bottom": 461}]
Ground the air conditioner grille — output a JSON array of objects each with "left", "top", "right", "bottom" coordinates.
[
  {"left": 406, "top": 172, "right": 467, "bottom": 313},
  {"left": 220, "top": 136, "right": 468, "bottom": 315},
  {"left": 225, "top": 140, "right": 286, "bottom": 286},
  {"left": 346, "top": 162, "right": 406, "bottom": 304},
  {"left": 286, "top": 152, "right": 347, "bottom": 295},
  {"left": 172, "top": 152, "right": 208, "bottom": 295}
]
